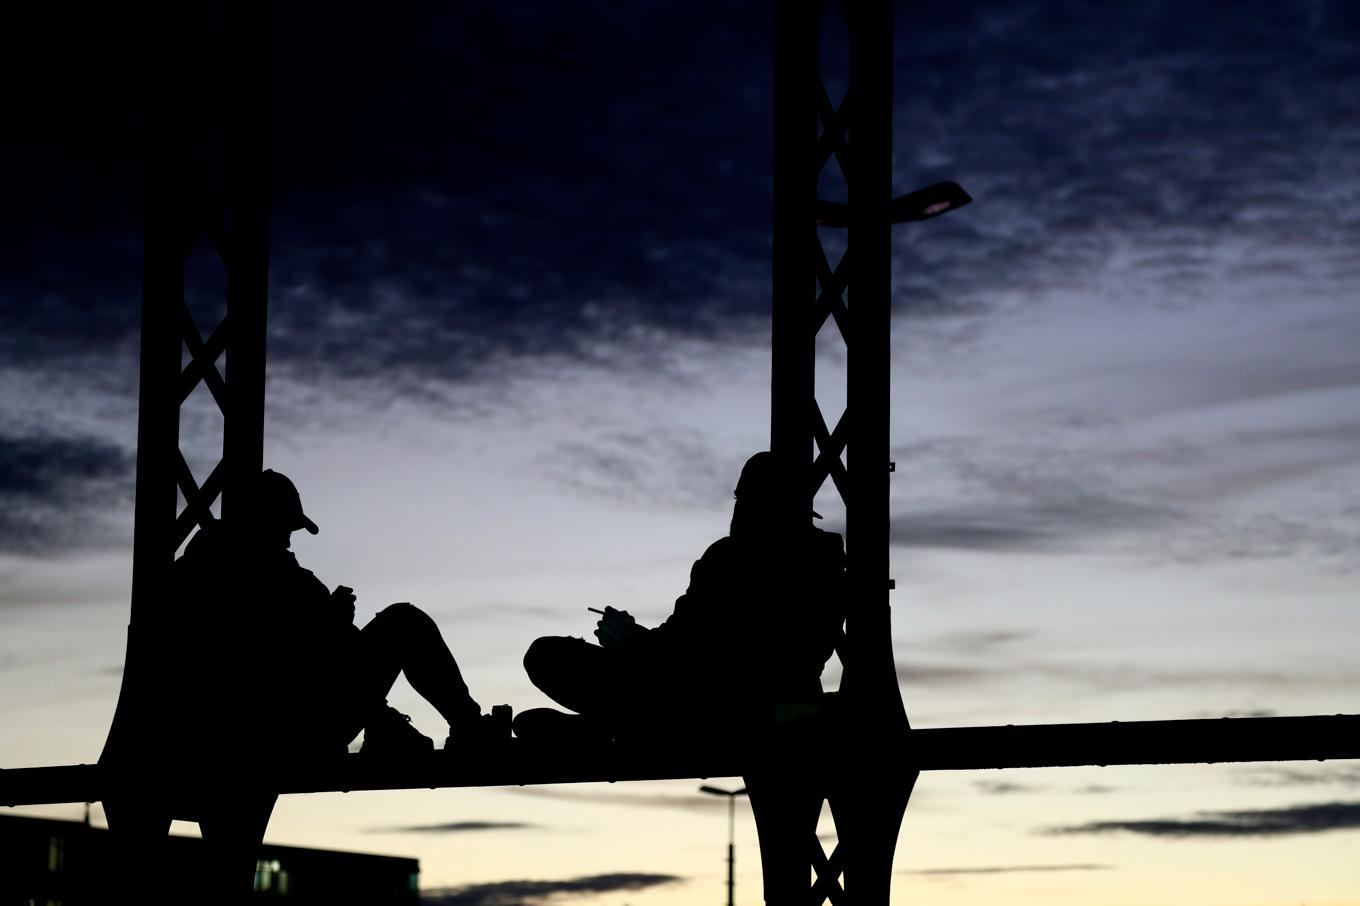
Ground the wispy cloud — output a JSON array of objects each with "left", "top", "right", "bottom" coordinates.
[
  {"left": 893, "top": 1, "right": 1360, "bottom": 320},
  {"left": 1188, "top": 709, "right": 1278, "bottom": 720},
  {"left": 974, "top": 780, "right": 1045, "bottom": 795},
  {"left": 364, "top": 820, "right": 539, "bottom": 835},
  {"left": 899, "top": 657, "right": 1344, "bottom": 698},
  {"left": 897, "top": 639, "right": 1332, "bottom": 693},
  {"left": 1233, "top": 766, "right": 1360, "bottom": 789},
  {"left": 896, "top": 664, "right": 991, "bottom": 687},
  {"left": 544, "top": 427, "right": 741, "bottom": 512},
  {"left": 904, "top": 863, "right": 1111, "bottom": 877},
  {"left": 1048, "top": 801, "right": 1360, "bottom": 838},
  {"left": 896, "top": 628, "right": 1353, "bottom": 698},
  {"left": 0, "top": 430, "right": 133, "bottom": 556},
  {"left": 429, "top": 603, "right": 568, "bottom": 625},
  {"left": 422, "top": 873, "right": 683, "bottom": 906},
  {"left": 502, "top": 787, "right": 729, "bottom": 814},
  {"left": 972, "top": 779, "right": 1121, "bottom": 796},
  {"left": 887, "top": 496, "right": 1169, "bottom": 553},
  {"left": 887, "top": 432, "right": 1360, "bottom": 567}
]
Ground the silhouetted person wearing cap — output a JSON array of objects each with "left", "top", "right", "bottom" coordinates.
[
  {"left": 175, "top": 469, "right": 492, "bottom": 757},
  {"left": 516, "top": 452, "right": 845, "bottom": 741}
]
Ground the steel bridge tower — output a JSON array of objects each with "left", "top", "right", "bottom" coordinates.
[
  {"left": 759, "top": 2, "right": 974, "bottom": 902},
  {"left": 99, "top": 1, "right": 275, "bottom": 892}
]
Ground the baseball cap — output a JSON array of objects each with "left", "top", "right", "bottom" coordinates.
[
  {"left": 251, "top": 469, "right": 319, "bottom": 534},
  {"left": 734, "top": 451, "right": 822, "bottom": 519}
]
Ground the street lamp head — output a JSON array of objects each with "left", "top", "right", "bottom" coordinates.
[
  {"left": 813, "top": 180, "right": 971, "bottom": 228},
  {"left": 887, "top": 180, "right": 972, "bottom": 223}
]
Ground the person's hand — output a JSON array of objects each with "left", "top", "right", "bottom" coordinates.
[
  {"left": 331, "top": 585, "right": 357, "bottom": 624},
  {"left": 594, "top": 606, "right": 642, "bottom": 649}
]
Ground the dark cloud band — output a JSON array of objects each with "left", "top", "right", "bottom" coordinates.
[
  {"left": 0, "top": 431, "right": 133, "bottom": 555},
  {"left": 1049, "top": 801, "right": 1360, "bottom": 838},
  {"left": 422, "top": 873, "right": 682, "bottom": 906},
  {"left": 365, "top": 820, "right": 538, "bottom": 835}
]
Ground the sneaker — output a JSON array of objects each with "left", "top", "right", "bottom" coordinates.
[
  {"left": 360, "top": 704, "right": 433, "bottom": 757},
  {"left": 444, "top": 704, "right": 514, "bottom": 751}
]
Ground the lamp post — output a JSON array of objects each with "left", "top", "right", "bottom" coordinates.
[{"left": 699, "top": 785, "right": 747, "bottom": 906}]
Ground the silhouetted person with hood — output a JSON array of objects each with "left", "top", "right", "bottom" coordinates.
[
  {"left": 175, "top": 469, "right": 492, "bottom": 758},
  {"left": 517, "top": 451, "right": 845, "bottom": 741}
]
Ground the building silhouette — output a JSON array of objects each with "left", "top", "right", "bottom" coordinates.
[{"left": 0, "top": 813, "right": 419, "bottom": 905}]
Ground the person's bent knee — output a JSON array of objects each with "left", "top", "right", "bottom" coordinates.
[
  {"left": 381, "top": 600, "right": 419, "bottom": 615},
  {"left": 524, "top": 635, "right": 577, "bottom": 685},
  {"left": 371, "top": 601, "right": 435, "bottom": 632},
  {"left": 523, "top": 636, "right": 552, "bottom": 681},
  {"left": 519, "top": 633, "right": 590, "bottom": 685}
]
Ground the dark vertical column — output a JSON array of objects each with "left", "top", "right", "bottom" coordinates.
[
  {"left": 99, "top": 4, "right": 194, "bottom": 901},
  {"left": 101, "top": 0, "right": 192, "bottom": 767},
  {"left": 755, "top": 5, "right": 828, "bottom": 906},
  {"left": 770, "top": 0, "right": 818, "bottom": 493},
  {"left": 223, "top": 0, "right": 274, "bottom": 515},
  {"left": 130, "top": 0, "right": 192, "bottom": 664},
  {"left": 212, "top": 6, "right": 280, "bottom": 902},
  {"left": 837, "top": 3, "right": 914, "bottom": 905},
  {"left": 843, "top": 0, "right": 903, "bottom": 726},
  {"left": 103, "top": 3, "right": 278, "bottom": 900}
]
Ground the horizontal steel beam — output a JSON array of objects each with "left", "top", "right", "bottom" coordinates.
[
  {"left": 5, "top": 714, "right": 1357, "bottom": 808},
  {"left": 908, "top": 713, "right": 1360, "bottom": 771}
]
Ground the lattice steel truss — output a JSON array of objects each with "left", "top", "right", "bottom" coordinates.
[
  {"left": 758, "top": 3, "right": 919, "bottom": 904},
  {"left": 100, "top": 0, "right": 273, "bottom": 845}
]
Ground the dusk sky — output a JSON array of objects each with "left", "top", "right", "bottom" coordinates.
[{"left": 2, "top": 2, "right": 1359, "bottom": 904}]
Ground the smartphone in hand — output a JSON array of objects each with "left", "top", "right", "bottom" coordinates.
[{"left": 332, "top": 585, "right": 357, "bottom": 624}]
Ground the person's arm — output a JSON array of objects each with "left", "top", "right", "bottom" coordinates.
[
  {"left": 280, "top": 554, "right": 354, "bottom": 633},
  {"left": 653, "top": 537, "right": 732, "bottom": 644}
]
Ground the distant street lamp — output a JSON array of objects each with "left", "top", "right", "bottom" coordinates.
[{"left": 699, "top": 785, "right": 748, "bottom": 906}]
